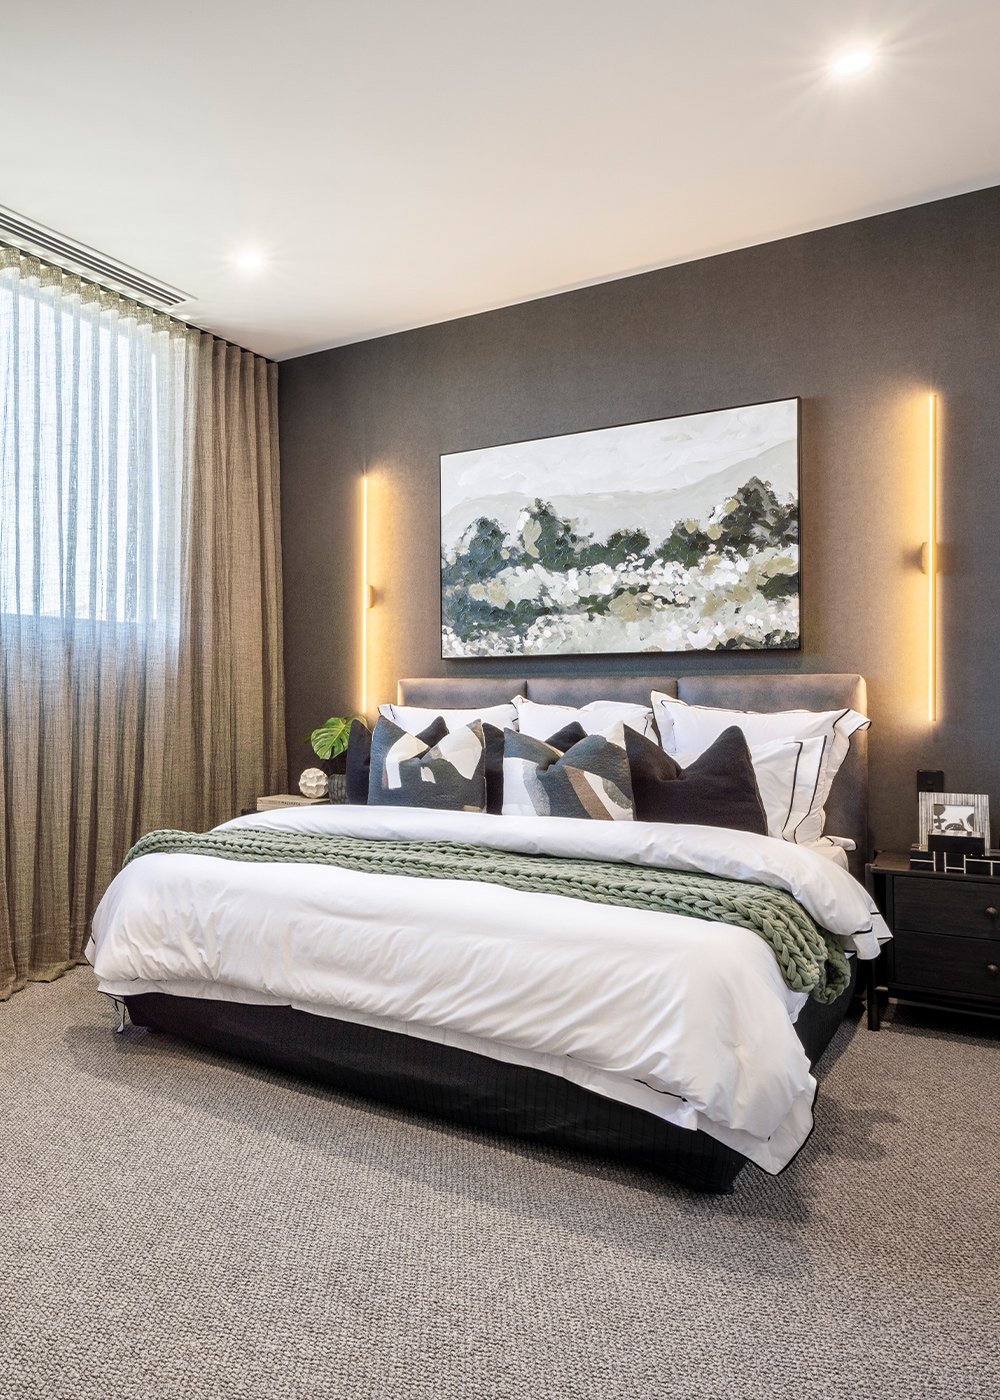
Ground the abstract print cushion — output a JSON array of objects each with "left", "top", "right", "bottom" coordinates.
[
  {"left": 368, "top": 717, "right": 487, "bottom": 812},
  {"left": 624, "top": 726, "right": 768, "bottom": 834},
  {"left": 346, "top": 716, "right": 448, "bottom": 804},
  {"left": 502, "top": 723, "right": 635, "bottom": 821}
]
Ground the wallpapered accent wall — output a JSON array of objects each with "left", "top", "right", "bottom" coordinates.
[{"left": 278, "top": 184, "right": 1000, "bottom": 855}]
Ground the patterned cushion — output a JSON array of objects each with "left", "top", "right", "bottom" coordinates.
[
  {"left": 502, "top": 724, "right": 635, "bottom": 821},
  {"left": 368, "top": 717, "right": 487, "bottom": 812},
  {"left": 346, "top": 716, "right": 447, "bottom": 804}
]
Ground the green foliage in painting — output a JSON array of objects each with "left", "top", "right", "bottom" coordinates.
[{"left": 441, "top": 474, "right": 800, "bottom": 656}]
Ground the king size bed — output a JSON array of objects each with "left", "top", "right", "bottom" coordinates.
[{"left": 87, "top": 673, "right": 886, "bottom": 1193}]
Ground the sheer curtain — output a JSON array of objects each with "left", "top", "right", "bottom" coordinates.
[{"left": 0, "top": 248, "right": 286, "bottom": 1000}]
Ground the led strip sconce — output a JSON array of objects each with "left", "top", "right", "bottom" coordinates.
[
  {"left": 924, "top": 392, "right": 938, "bottom": 724},
  {"left": 360, "top": 474, "right": 370, "bottom": 716}
]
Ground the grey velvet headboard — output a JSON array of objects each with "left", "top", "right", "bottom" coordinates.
[{"left": 397, "top": 673, "right": 869, "bottom": 880}]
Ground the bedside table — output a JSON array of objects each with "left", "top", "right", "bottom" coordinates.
[{"left": 866, "top": 853, "right": 1000, "bottom": 1029}]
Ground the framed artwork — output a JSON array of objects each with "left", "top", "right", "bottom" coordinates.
[
  {"left": 918, "top": 792, "right": 991, "bottom": 848},
  {"left": 440, "top": 397, "right": 800, "bottom": 658}
]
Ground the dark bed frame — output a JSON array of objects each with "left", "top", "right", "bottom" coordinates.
[{"left": 125, "top": 672, "right": 870, "bottom": 1194}]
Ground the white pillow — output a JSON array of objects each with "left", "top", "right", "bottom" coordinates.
[
  {"left": 378, "top": 701, "right": 518, "bottom": 734},
  {"left": 656, "top": 692, "right": 870, "bottom": 845},
  {"left": 514, "top": 695, "right": 655, "bottom": 742}
]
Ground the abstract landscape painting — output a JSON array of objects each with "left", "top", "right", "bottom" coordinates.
[{"left": 440, "top": 398, "right": 800, "bottom": 658}]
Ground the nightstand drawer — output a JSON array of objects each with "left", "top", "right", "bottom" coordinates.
[
  {"left": 893, "top": 878, "right": 1000, "bottom": 938},
  {"left": 893, "top": 930, "right": 1000, "bottom": 1001}
]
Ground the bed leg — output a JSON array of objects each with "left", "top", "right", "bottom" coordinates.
[
  {"left": 864, "top": 961, "right": 880, "bottom": 1031},
  {"left": 105, "top": 996, "right": 129, "bottom": 1034}
]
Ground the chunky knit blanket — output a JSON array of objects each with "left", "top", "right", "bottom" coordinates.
[{"left": 125, "top": 828, "right": 851, "bottom": 1003}]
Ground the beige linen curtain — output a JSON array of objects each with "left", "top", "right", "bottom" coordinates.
[{"left": 0, "top": 248, "right": 286, "bottom": 1000}]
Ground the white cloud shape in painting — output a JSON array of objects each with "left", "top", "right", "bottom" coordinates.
[{"left": 440, "top": 399, "right": 797, "bottom": 523}]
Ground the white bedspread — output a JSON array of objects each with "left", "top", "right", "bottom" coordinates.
[{"left": 88, "top": 807, "right": 889, "bottom": 1174}]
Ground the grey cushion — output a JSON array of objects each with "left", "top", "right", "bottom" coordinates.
[{"left": 625, "top": 725, "right": 768, "bottom": 835}]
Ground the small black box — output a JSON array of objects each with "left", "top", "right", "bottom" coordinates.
[{"left": 928, "top": 832, "right": 987, "bottom": 858}]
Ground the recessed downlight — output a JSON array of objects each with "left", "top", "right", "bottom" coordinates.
[
  {"left": 830, "top": 48, "right": 875, "bottom": 78},
  {"left": 232, "top": 248, "right": 266, "bottom": 274}
]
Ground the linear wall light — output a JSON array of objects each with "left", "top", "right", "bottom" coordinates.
[
  {"left": 923, "top": 392, "right": 938, "bottom": 723},
  {"left": 361, "top": 473, "right": 370, "bottom": 716}
]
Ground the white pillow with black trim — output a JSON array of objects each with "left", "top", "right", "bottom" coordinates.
[
  {"left": 368, "top": 716, "right": 487, "bottom": 812},
  {"left": 513, "top": 696, "right": 656, "bottom": 742},
  {"left": 655, "top": 692, "right": 870, "bottom": 845},
  {"left": 378, "top": 701, "right": 517, "bottom": 735}
]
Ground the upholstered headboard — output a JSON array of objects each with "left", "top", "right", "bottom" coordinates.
[{"left": 397, "top": 673, "right": 869, "bottom": 879}]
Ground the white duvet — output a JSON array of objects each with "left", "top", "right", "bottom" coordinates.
[{"left": 88, "top": 806, "right": 890, "bottom": 1174}]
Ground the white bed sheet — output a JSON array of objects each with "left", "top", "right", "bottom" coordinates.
[{"left": 88, "top": 807, "right": 889, "bottom": 1174}]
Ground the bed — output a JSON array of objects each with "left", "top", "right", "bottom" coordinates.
[{"left": 88, "top": 672, "right": 885, "bottom": 1193}]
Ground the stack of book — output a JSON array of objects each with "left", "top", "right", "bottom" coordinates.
[{"left": 256, "top": 794, "right": 330, "bottom": 812}]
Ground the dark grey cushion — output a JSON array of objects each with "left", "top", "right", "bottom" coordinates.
[{"left": 625, "top": 725, "right": 768, "bottom": 834}]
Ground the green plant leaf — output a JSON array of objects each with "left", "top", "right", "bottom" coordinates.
[{"left": 310, "top": 715, "right": 365, "bottom": 761}]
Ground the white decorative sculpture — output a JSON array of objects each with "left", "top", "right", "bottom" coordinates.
[{"left": 298, "top": 767, "right": 330, "bottom": 799}]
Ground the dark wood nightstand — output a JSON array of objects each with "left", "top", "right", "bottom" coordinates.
[{"left": 866, "top": 853, "right": 1000, "bottom": 1028}]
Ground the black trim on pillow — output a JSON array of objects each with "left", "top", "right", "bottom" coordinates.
[
  {"left": 790, "top": 734, "right": 828, "bottom": 843},
  {"left": 778, "top": 740, "right": 804, "bottom": 837}
]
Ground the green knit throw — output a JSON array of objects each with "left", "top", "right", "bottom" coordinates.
[{"left": 124, "top": 828, "right": 851, "bottom": 1003}]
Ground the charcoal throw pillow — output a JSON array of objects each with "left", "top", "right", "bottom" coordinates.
[
  {"left": 480, "top": 723, "right": 506, "bottom": 816},
  {"left": 346, "top": 716, "right": 448, "bottom": 804},
  {"left": 502, "top": 724, "right": 635, "bottom": 821},
  {"left": 624, "top": 724, "right": 768, "bottom": 835},
  {"left": 542, "top": 721, "right": 588, "bottom": 753},
  {"left": 368, "top": 717, "right": 487, "bottom": 812}
]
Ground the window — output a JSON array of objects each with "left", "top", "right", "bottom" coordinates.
[{"left": 0, "top": 267, "right": 186, "bottom": 625}]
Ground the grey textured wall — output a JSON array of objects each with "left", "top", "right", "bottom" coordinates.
[{"left": 279, "top": 185, "right": 1000, "bottom": 855}]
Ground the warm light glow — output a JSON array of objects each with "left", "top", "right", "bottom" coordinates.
[
  {"left": 927, "top": 393, "right": 938, "bottom": 723},
  {"left": 361, "top": 473, "right": 369, "bottom": 716},
  {"left": 830, "top": 48, "right": 875, "bottom": 77},
  {"left": 232, "top": 248, "right": 266, "bottom": 274}
]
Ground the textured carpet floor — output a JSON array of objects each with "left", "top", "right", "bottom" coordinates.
[{"left": 1, "top": 971, "right": 997, "bottom": 1400}]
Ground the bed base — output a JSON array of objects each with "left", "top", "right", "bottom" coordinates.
[{"left": 124, "top": 959, "right": 856, "bottom": 1194}]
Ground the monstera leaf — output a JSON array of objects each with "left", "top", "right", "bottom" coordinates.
[{"left": 310, "top": 715, "right": 365, "bottom": 761}]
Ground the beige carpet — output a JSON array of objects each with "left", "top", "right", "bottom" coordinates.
[{"left": 1, "top": 968, "right": 997, "bottom": 1400}]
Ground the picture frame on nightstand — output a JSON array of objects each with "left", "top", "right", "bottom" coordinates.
[{"left": 917, "top": 791, "right": 990, "bottom": 849}]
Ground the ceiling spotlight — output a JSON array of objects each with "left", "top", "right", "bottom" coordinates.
[
  {"left": 233, "top": 248, "right": 266, "bottom": 274},
  {"left": 830, "top": 48, "right": 875, "bottom": 78}
]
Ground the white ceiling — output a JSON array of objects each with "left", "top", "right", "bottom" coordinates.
[{"left": 3, "top": 0, "right": 999, "bottom": 361}]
